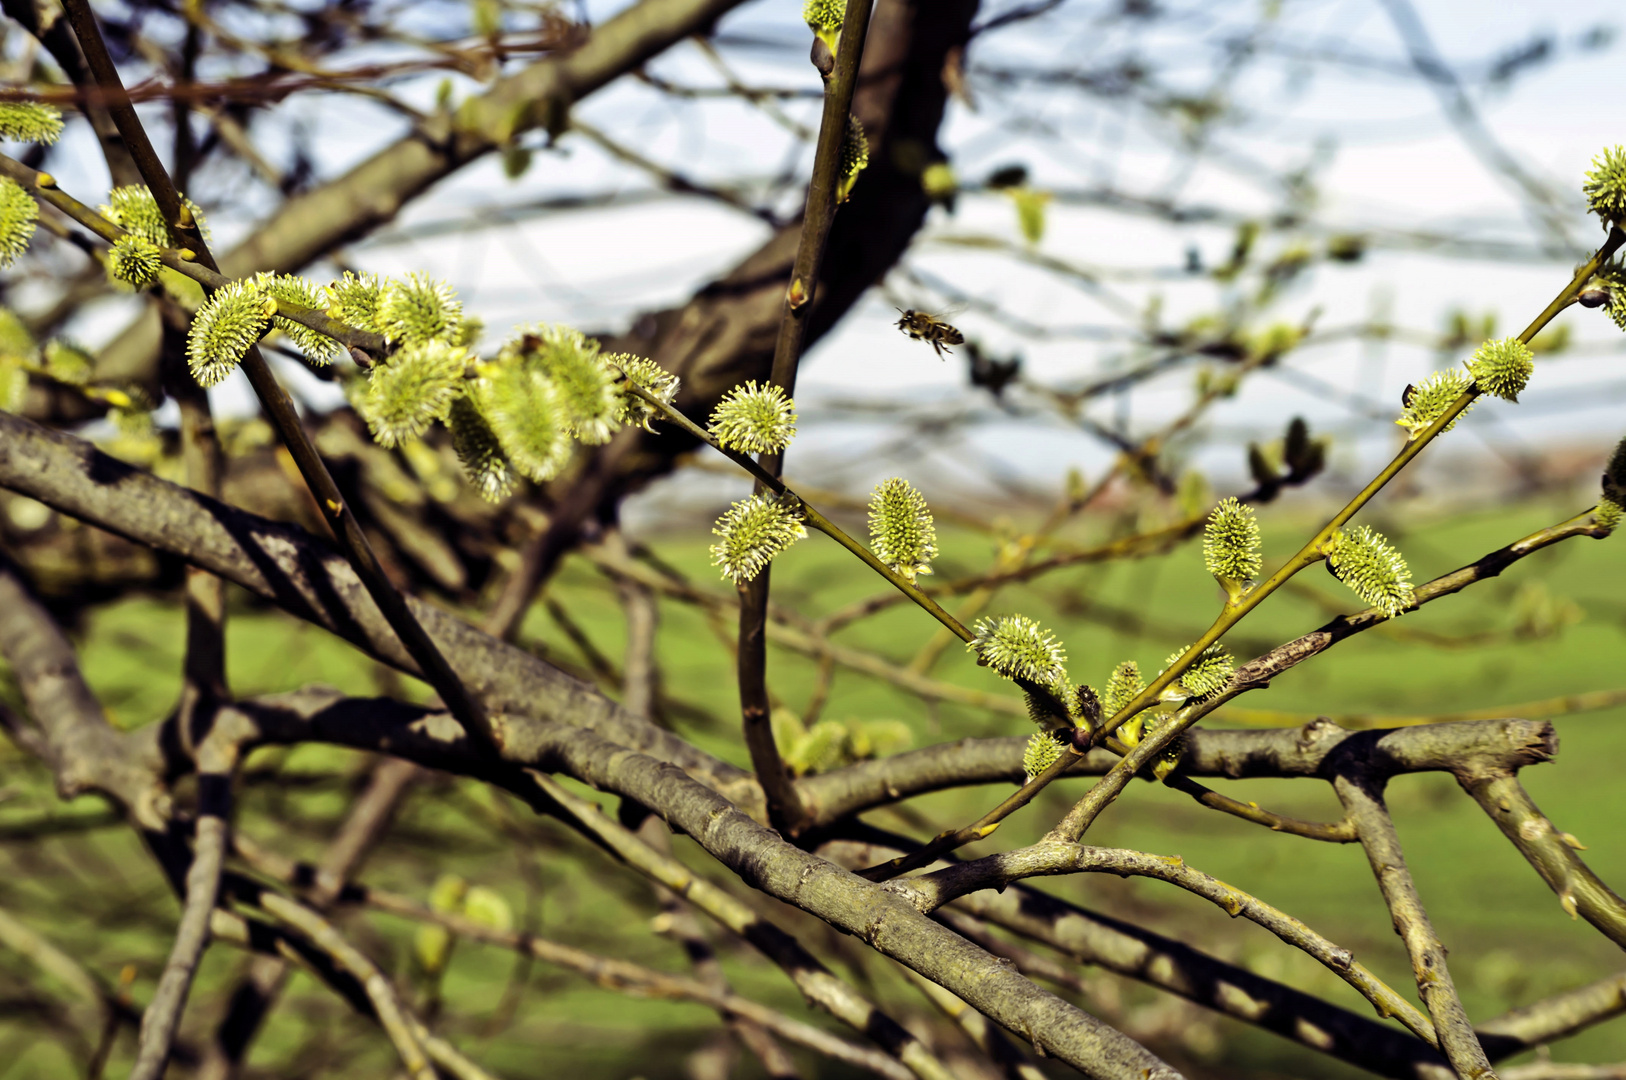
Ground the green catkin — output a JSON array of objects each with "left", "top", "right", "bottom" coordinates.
[
  {"left": 0, "top": 177, "right": 38, "bottom": 268},
  {"left": 99, "top": 186, "right": 209, "bottom": 247},
  {"left": 253, "top": 272, "right": 342, "bottom": 364},
  {"left": 1161, "top": 643, "right": 1234, "bottom": 700},
  {"left": 1326, "top": 525, "right": 1415, "bottom": 617},
  {"left": 378, "top": 272, "right": 463, "bottom": 346},
  {"left": 1583, "top": 145, "right": 1626, "bottom": 227},
  {"left": 41, "top": 340, "right": 93, "bottom": 386},
  {"left": 837, "top": 114, "right": 868, "bottom": 203},
  {"left": 1022, "top": 731, "right": 1065, "bottom": 783},
  {"left": 709, "top": 494, "right": 807, "bottom": 584},
  {"left": 327, "top": 272, "right": 386, "bottom": 334},
  {"left": 709, "top": 380, "right": 798, "bottom": 455},
  {"left": 1103, "top": 660, "right": 1145, "bottom": 720},
  {"left": 0, "top": 102, "right": 64, "bottom": 144},
  {"left": 968, "top": 615, "right": 1068, "bottom": 686},
  {"left": 447, "top": 396, "right": 514, "bottom": 502},
  {"left": 187, "top": 279, "right": 273, "bottom": 387},
  {"left": 1596, "top": 500, "right": 1622, "bottom": 534},
  {"left": 603, "top": 352, "right": 680, "bottom": 432},
  {"left": 1396, "top": 368, "right": 1473, "bottom": 439},
  {"left": 475, "top": 363, "right": 572, "bottom": 482},
  {"left": 362, "top": 340, "right": 468, "bottom": 447},
  {"left": 867, "top": 477, "right": 937, "bottom": 583},
  {"left": 106, "top": 234, "right": 162, "bottom": 289},
  {"left": 523, "top": 326, "right": 621, "bottom": 444},
  {"left": 1202, "top": 496, "right": 1261, "bottom": 584},
  {"left": 1467, "top": 337, "right": 1534, "bottom": 403}
]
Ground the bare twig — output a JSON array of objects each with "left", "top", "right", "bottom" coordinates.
[
  {"left": 899, "top": 841, "right": 1437, "bottom": 1046},
  {"left": 1336, "top": 771, "right": 1496, "bottom": 1078}
]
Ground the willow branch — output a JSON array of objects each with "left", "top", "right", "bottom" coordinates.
[
  {"left": 737, "top": 0, "right": 877, "bottom": 834},
  {"left": 525, "top": 772, "right": 956, "bottom": 1080},
  {"left": 257, "top": 893, "right": 440, "bottom": 1080},
  {"left": 129, "top": 731, "right": 239, "bottom": 1080},
  {"left": 1456, "top": 770, "right": 1626, "bottom": 949},
  {"left": 1336, "top": 771, "right": 1496, "bottom": 1079},
  {"left": 899, "top": 842, "right": 1437, "bottom": 1046}
]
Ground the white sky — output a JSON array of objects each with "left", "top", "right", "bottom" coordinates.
[{"left": 18, "top": 0, "right": 1626, "bottom": 506}]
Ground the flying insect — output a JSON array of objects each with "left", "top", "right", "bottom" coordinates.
[{"left": 895, "top": 308, "right": 966, "bottom": 358}]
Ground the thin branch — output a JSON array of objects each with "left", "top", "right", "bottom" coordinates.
[
  {"left": 1336, "top": 771, "right": 1496, "bottom": 1078},
  {"left": 525, "top": 772, "right": 957, "bottom": 1080},
  {"left": 129, "top": 731, "right": 239, "bottom": 1080},
  {"left": 54, "top": 0, "right": 499, "bottom": 757},
  {"left": 257, "top": 893, "right": 439, "bottom": 1080},
  {"left": 1456, "top": 770, "right": 1626, "bottom": 949},
  {"left": 899, "top": 842, "right": 1437, "bottom": 1047},
  {"left": 738, "top": 0, "right": 877, "bottom": 835}
]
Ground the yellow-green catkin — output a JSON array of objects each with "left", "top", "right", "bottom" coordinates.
[
  {"left": 1022, "top": 731, "right": 1064, "bottom": 783},
  {"left": 448, "top": 396, "right": 514, "bottom": 502},
  {"left": 362, "top": 340, "right": 468, "bottom": 447},
  {"left": 1161, "top": 643, "right": 1234, "bottom": 700},
  {"left": 1396, "top": 369, "right": 1473, "bottom": 439},
  {"left": 1583, "top": 145, "right": 1626, "bottom": 227},
  {"left": 969, "top": 615, "right": 1067, "bottom": 686},
  {"left": 1202, "top": 496, "right": 1261, "bottom": 594},
  {"left": 0, "top": 102, "right": 64, "bottom": 144},
  {"left": 0, "top": 177, "right": 39, "bottom": 268},
  {"left": 709, "top": 380, "right": 797, "bottom": 455},
  {"left": 710, "top": 493, "right": 807, "bottom": 584},
  {"left": 803, "top": 0, "right": 843, "bottom": 50},
  {"left": 867, "top": 477, "right": 937, "bottom": 583},
  {"left": 1467, "top": 337, "right": 1534, "bottom": 402},
  {"left": 837, "top": 114, "right": 868, "bottom": 203},
  {"left": 1326, "top": 525, "right": 1414, "bottom": 617},
  {"left": 603, "top": 352, "right": 680, "bottom": 432},
  {"left": 187, "top": 280, "right": 273, "bottom": 387},
  {"left": 106, "top": 234, "right": 163, "bottom": 289}
]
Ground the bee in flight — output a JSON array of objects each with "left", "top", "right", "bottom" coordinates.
[{"left": 895, "top": 308, "right": 965, "bottom": 359}]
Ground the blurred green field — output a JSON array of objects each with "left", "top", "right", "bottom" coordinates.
[{"left": 2, "top": 492, "right": 1624, "bottom": 1078}]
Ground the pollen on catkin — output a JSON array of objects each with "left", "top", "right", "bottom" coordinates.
[
  {"left": 1596, "top": 499, "right": 1622, "bottom": 534},
  {"left": 251, "top": 272, "right": 342, "bottom": 364},
  {"left": 362, "top": 339, "right": 468, "bottom": 447},
  {"left": 603, "top": 352, "right": 680, "bottom": 432},
  {"left": 803, "top": 0, "right": 843, "bottom": 47},
  {"left": 837, "top": 114, "right": 868, "bottom": 203},
  {"left": 709, "top": 380, "right": 798, "bottom": 455},
  {"left": 327, "top": 271, "right": 385, "bottom": 334},
  {"left": 474, "top": 363, "right": 572, "bottom": 482},
  {"left": 447, "top": 396, "right": 515, "bottom": 502},
  {"left": 106, "top": 233, "right": 162, "bottom": 288},
  {"left": 0, "top": 177, "right": 38, "bottom": 268},
  {"left": 969, "top": 615, "right": 1068, "bottom": 687},
  {"left": 0, "top": 102, "right": 64, "bottom": 144},
  {"left": 1202, "top": 496, "right": 1261, "bottom": 584},
  {"left": 1022, "top": 731, "right": 1064, "bottom": 783},
  {"left": 187, "top": 279, "right": 273, "bottom": 387},
  {"left": 1161, "top": 643, "right": 1234, "bottom": 700},
  {"left": 521, "top": 326, "right": 621, "bottom": 444},
  {"left": 1396, "top": 368, "right": 1473, "bottom": 439},
  {"left": 867, "top": 477, "right": 937, "bottom": 583},
  {"left": 378, "top": 272, "right": 463, "bottom": 346},
  {"left": 99, "top": 186, "right": 209, "bottom": 246},
  {"left": 1102, "top": 660, "right": 1145, "bottom": 719},
  {"left": 1467, "top": 337, "right": 1534, "bottom": 402},
  {"left": 709, "top": 494, "right": 807, "bottom": 584},
  {"left": 1326, "top": 525, "right": 1415, "bottom": 617},
  {"left": 1583, "top": 146, "right": 1626, "bottom": 227}
]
